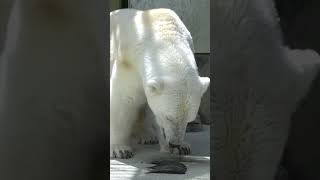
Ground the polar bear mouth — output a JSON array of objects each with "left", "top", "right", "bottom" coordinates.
[{"left": 161, "top": 127, "right": 182, "bottom": 147}]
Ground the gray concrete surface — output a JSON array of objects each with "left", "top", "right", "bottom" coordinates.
[{"left": 110, "top": 126, "right": 210, "bottom": 180}]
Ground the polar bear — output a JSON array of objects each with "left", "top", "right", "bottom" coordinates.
[{"left": 110, "top": 8, "right": 210, "bottom": 159}]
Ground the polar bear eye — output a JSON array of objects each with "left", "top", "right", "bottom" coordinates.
[
  {"left": 149, "top": 85, "right": 157, "bottom": 93},
  {"left": 147, "top": 79, "right": 163, "bottom": 94},
  {"left": 166, "top": 117, "right": 174, "bottom": 122}
]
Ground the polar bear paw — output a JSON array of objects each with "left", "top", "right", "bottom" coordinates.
[
  {"left": 160, "top": 142, "right": 191, "bottom": 155},
  {"left": 171, "top": 142, "right": 191, "bottom": 155},
  {"left": 135, "top": 134, "right": 159, "bottom": 145},
  {"left": 110, "top": 144, "right": 134, "bottom": 159},
  {"left": 132, "top": 126, "right": 159, "bottom": 145}
]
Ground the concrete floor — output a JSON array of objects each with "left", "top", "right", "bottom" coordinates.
[{"left": 110, "top": 126, "right": 210, "bottom": 180}]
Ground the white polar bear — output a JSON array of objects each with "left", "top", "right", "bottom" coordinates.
[{"left": 110, "top": 8, "right": 210, "bottom": 159}]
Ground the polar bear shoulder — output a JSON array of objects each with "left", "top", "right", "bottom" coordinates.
[
  {"left": 110, "top": 8, "right": 196, "bottom": 76},
  {"left": 110, "top": 8, "right": 194, "bottom": 54}
]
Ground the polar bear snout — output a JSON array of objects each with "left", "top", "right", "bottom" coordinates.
[
  {"left": 167, "top": 130, "right": 184, "bottom": 144},
  {"left": 160, "top": 124, "right": 186, "bottom": 145},
  {"left": 167, "top": 135, "right": 184, "bottom": 146}
]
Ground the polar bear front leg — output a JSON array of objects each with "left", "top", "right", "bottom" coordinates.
[
  {"left": 110, "top": 60, "right": 147, "bottom": 158},
  {"left": 110, "top": 112, "right": 131, "bottom": 158},
  {"left": 110, "top": 96, "right": 142, "bottom": 158}
]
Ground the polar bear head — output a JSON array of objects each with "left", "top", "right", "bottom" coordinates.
[{"left": 145, "top": 75, "right": 210, "bottom": 146}]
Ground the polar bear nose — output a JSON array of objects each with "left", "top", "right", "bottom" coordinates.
[{"left": 169, "top": 142, "right": 181, "bottom": 148}]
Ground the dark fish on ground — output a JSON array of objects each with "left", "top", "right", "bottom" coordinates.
[{"left": 146, "top": 160, "right": 187, "bottom": 174}]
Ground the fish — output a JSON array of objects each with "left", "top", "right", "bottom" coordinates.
[{"left": 146, "top": 160, "right": 187, "bottom": 174}]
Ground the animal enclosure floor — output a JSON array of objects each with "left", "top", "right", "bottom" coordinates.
[{"left": 110, "top": 125, "right": 210, "bottom": 180}]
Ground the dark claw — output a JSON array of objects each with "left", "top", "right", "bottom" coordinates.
[
  {"left": 125, "top": 151, "right": 130, "bottom": 158},
  {"left": 127, "top": 152, "right": 131, "bottom": 158},
  {"left": 112, "top": 149, "right": 134, "bottom": 159},
  {"left": 182, "top": 147, "right": 187, "bottom": 155},
  {"left": 113, "top": 151, "right": 117, "bottom": 158},
  {"left": 119, "top": 150, "right": 124, "bottom": 158},
  {"left": 124, "top": 150, "right": 129, "bottom": 158},
  {"left": 123, "top": 150, "right": 133, "bottom": 158},
  {"left": 169, "top": 143, "right": 180, "bottom": 148}
]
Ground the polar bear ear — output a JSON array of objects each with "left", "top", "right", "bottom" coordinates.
[
  {"left": 200, "top": 77, "right": 210, "bottom": 95},
  {"left": 147, "top": 79, "right": 163, "bottom": 94}
]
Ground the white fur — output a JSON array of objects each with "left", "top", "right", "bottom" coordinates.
[{"left": 110, "top": 8, "right": 210, "bottom": 158}]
